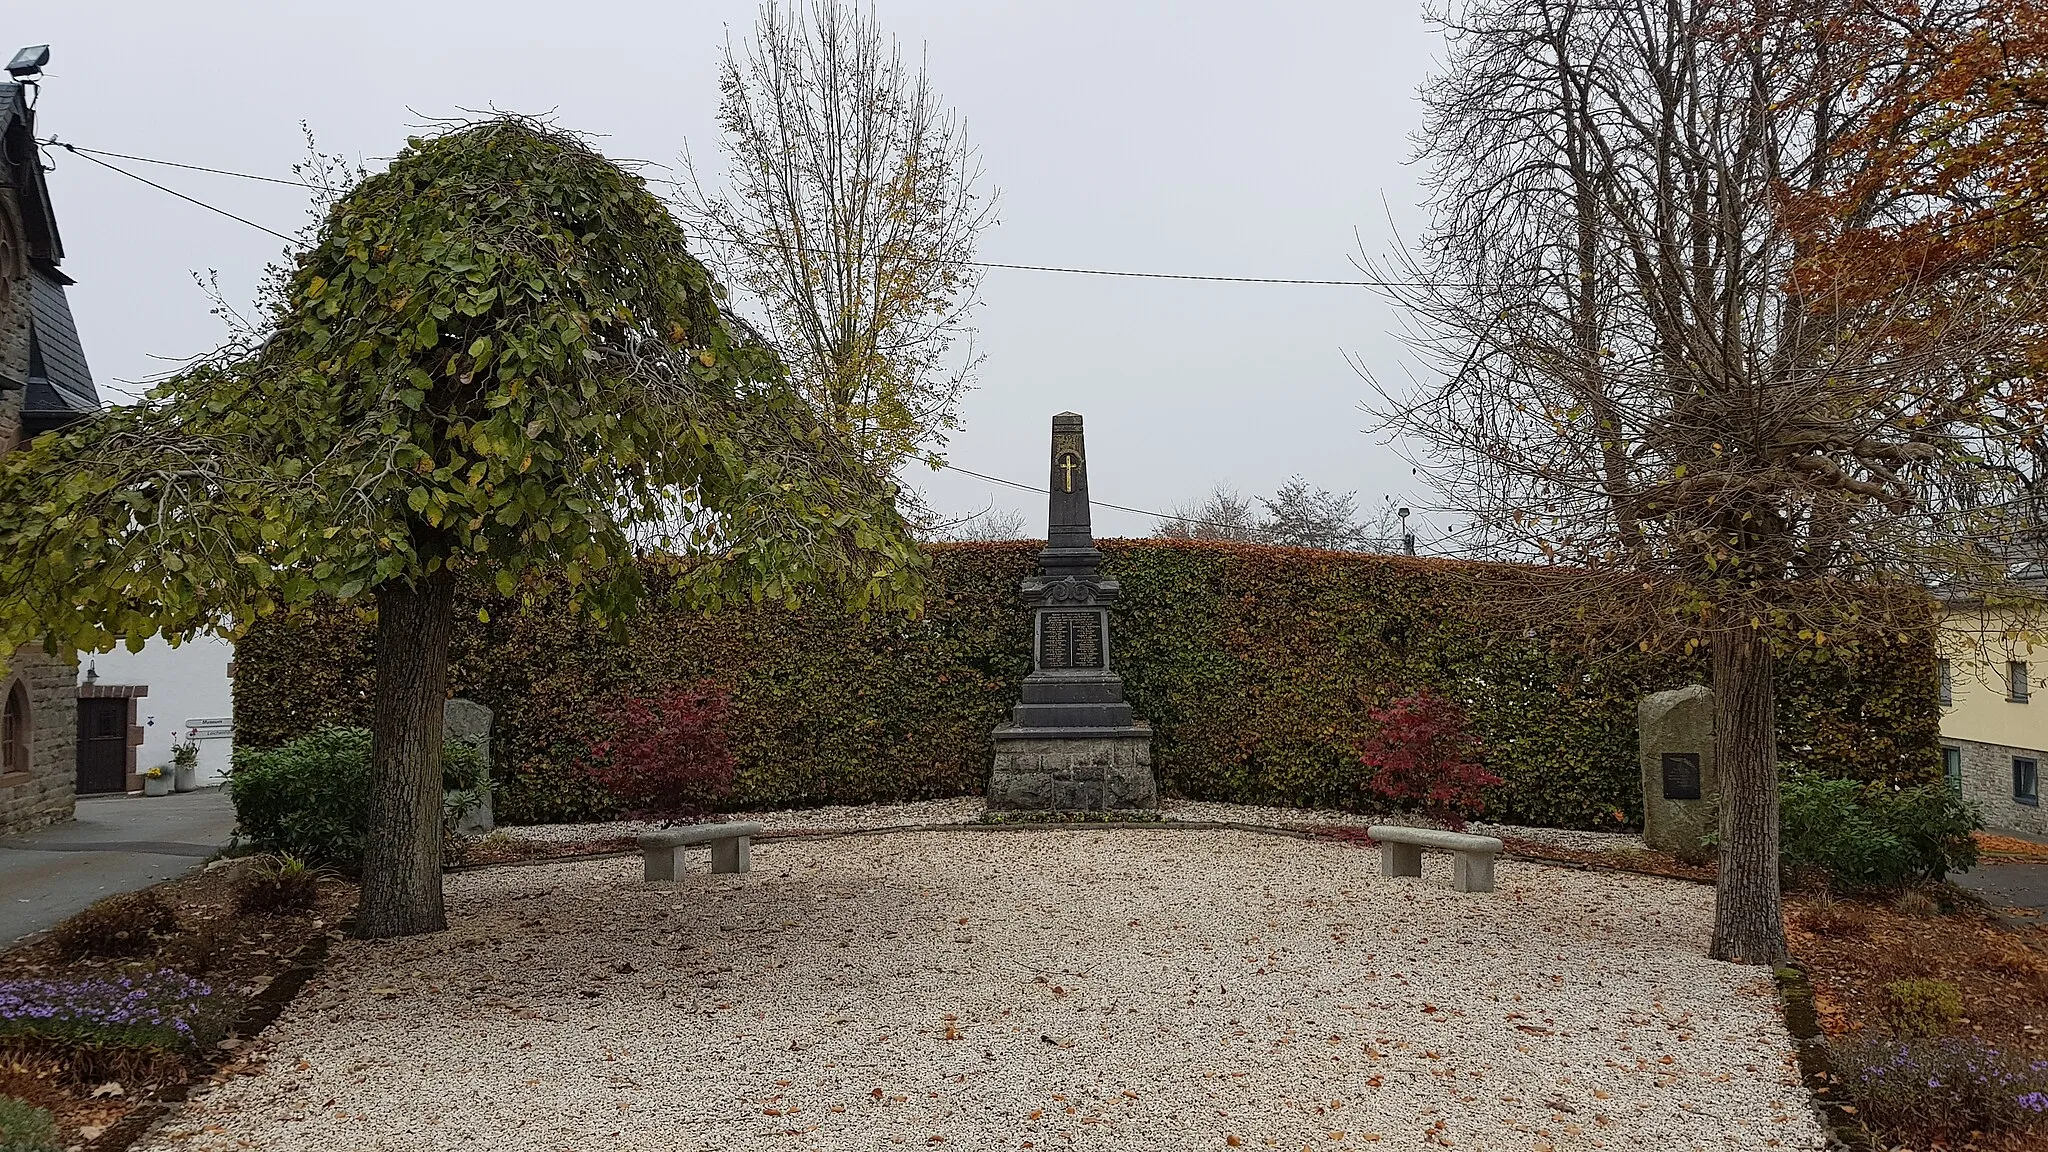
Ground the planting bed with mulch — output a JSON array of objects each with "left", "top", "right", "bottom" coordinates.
[
  {"left": 0, "top": 864, "right": 355, "bottom": 1148},
  {"left": 1788, "top": 893, "right": 2048, "bottom": 1150}
]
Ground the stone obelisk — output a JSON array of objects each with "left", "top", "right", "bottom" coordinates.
[{"left": 988, "top": 413, "right": 1157, "bottom": 810}]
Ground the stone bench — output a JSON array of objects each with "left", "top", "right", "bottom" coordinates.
[
  {"left": 637, "top": 822, "right": 764, "bottom": 881},
  {"left": 1366, "top": 825, "right": 1504, "bottom": 893}
]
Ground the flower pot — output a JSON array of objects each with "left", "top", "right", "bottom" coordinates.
[
  {"left": 142, "top": 774, "right": 171, "bottom": 797},
  {"left": 173, "top": 763, "right": 199, "bottom": 793}
]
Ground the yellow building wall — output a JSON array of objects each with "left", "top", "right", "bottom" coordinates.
[{"left": 1939, "top": 604, "right": 2047, "bottom": 751}]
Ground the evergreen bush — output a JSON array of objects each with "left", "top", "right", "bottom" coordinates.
[
  {"left": 1780, "top": 772, "right": 1978, "bottom": 893},
  {"left": 227, "top": 728, "right": 488, "bottom": 868}
]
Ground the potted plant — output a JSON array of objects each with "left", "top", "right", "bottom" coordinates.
[
  {"left": 141, "top": 764, "right": 171, "bottom": 797},
  {"left": 171, "top": 739, "right": 200, "bottom": 792}
]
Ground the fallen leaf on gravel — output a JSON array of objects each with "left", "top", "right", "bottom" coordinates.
[{"left": 88, "top": 1081, "right": 123, "bottom": 1098}]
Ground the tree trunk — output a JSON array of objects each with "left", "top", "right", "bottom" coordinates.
[
  {"left": 1709, "top": 617, "right": 1787, "bottom": 965},
  {"left": 356, "top": 566, "right": 456, "bottom": 939}
]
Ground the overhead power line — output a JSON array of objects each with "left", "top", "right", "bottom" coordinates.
[
  {"left": 50, "top": 141, "right": 321, "bottom": 189},
  {"left": 941, "top": 462, "right": 1270, "bottom": 537},
  {"left": 43, "top": 138, "right": 1416, "bottom": 287},
  {"left": 47, "top": 138, "right": 1437, "bottom": 545},
  {"left": 50, "top": 143, "right": 305, "bottom": 247}
]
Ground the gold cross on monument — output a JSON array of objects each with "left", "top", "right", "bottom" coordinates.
[{"left": 1059, "top": 452, "right": 1079, "bottom": 492}]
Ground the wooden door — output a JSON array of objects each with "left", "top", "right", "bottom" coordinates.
[{"left": 75, "top": 698, "right": 128, "bottom": 794}]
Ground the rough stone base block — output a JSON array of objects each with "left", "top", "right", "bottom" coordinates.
[
  {"left": 1452, "top": 852, "right": 1495, "bottom": 894},
  {"left": 643, "top": 845, "right": 687, "bottom": 882},
  {"left": 988, "top": 730, "right": 1157, "bottom": 811},
  {"left": 710, "top": 837, "right": 752, "bottom": 874},
  {"left": 1380, "top": 841, "right": 1423, "bottom": 879}
]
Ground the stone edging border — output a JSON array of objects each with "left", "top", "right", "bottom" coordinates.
[
  {"left": 1774, "top": 962, "right": 1868, "bottom": 1151},
  {"left": 446, "top": 819, "right": 1714, "bottom": 888},
  {"left": 86, "top": 920, "right": 351, "bottom": 1152}
]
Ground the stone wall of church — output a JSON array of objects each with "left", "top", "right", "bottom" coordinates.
[
  {"left": 0, "top": 645, "right": 78, "bottom": 835},
  {"left": 0, "top": 193, "right": 31, "bottom": 457}
]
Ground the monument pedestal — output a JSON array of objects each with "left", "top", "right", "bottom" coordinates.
[
  {"left": 987, "top": 412, "right": 1157, "bottom": 812},
  {"left": 989, "top": 725, "right": 1156, "bottom": 811}
]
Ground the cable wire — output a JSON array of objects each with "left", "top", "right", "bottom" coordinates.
[
  {"left": 51, "top": 143, "right": 306, "bottom": 247},
  {"left": 45, "top": 138, "right": 1432, "bottom": 543},
  {"left": 941, "top": 462, "right": 1309, "bottom": 537},
  {"left": 49, "top": 140, "right": 321, "bottom": 189},
  {"left": 42, "top": 138, "right": 1414, "bottom": 287}
]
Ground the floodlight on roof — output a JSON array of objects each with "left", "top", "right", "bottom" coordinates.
[{"left": 7, "top": 45, "right": 49, "bottom": 80}]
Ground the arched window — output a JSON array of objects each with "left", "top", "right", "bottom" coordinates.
[{"left": 1, "top": 682, "right": 27, "bottom": 776}]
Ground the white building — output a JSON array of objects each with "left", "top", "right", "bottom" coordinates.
[{"left": 77, "top": 635, "right": 235, "bottom": 788}]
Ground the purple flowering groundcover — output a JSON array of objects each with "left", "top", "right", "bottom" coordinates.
[
  {"left": 0, "top": 969, "right": 232, "bottom": 1053},
  {"left": 1833, "top": 1033, "right": 2048, "bottom": 1142}
]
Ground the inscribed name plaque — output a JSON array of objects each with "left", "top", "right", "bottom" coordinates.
[
  {"left": 1039, "top": 611, "right": 1104, "bottom": 670},
  {"left": 1661, "top": 752, "right": 1702, "bottom": 801}
]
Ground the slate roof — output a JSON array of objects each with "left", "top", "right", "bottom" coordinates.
[
  {"left": 1, "top": 79, "right": 98, "bottom": 433},
  {"left": 22, "top": 266, "right": 96, "bottom": 432}
]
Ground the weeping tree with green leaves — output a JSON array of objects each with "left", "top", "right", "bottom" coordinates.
[{"left": 0, "top": 117, "right": 923, "bottom": 938}]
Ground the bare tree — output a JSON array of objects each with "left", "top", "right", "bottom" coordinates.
[
  {"left": 1155, "top": 485, "right": 1266, "bottom": 542},
  {"left": 1157, "top": 479, "right": 1412, "bottom": 551},
  {"left": 679, "top": 0, "right": 997, "bottom": 501},
  {"left": 1374, "top": 0, "right": 2027, "bottom": 963},
  {"left": 925, "top": 504, "right": 1027, "bottom": 542}
]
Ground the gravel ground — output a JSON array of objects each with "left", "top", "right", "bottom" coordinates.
[
  {"left": 144, "top": 831, "right": 1816, "bottom": 1152},
  {"left": 505, "top": 797, "right": 1645, "bottom": 854}
]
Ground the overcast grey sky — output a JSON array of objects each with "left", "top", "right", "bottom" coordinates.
[{"left": 21, "top": 1, "right": 1445, "bottom": 539}]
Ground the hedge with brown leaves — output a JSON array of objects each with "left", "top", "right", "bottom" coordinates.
[{"left": 233, "top": 540, "right": 1939, "bottom": 828}]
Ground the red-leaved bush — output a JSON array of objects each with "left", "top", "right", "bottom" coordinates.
[
  {"left": 1358, "top": 690, "right": 1500, "bottom": 829},
  {"left": 584, "top": 683, "right": 735, "bottom": 821}
]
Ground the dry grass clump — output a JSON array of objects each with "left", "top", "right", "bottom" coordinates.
[
  {"left": 46, "top": 893, "right": 179, "bottom": 961},
  {"left": 1797, "top": 895, "right": 1872, "bottom": 939},
  {"left": 1973, "top": 939, "right": 2048, "bottom": 994},
  {"left": 1891, "top": 888, "right": 1941, "bottom": 919}
]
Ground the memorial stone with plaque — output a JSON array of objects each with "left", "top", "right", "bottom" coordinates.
[
  {"left": 988, "top": 413, "right": 1158, "bottom": 810},
  {"left": 1637, "top": 685, "right": 1718, "bottom": 852}
]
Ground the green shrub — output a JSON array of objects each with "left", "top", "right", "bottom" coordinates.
[
  {"left": 233, "top": 542, "right": 1943, "bottom": 828},
  {"left": 0, "top": 1095, "right": 58, "bottom": 1152},
  {"left": 227, "top": 728, "right": 489, "bottom": 867},
  {"left": 1781, "top": 772, "right": 1979, "bottom": 894},
  {"left": 1878, "top": 978, "right": 1964, "bottom": 1037},
  {"left": 46, "top": 891, "right": 178, "bottom": 961}
]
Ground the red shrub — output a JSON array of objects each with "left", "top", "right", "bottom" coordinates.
[
  {"left": 584, "top": 683, "right": 735, "bottom": 820},
  {"left": 1358, "top": 690, "right": 1500, "bottom": 829}
]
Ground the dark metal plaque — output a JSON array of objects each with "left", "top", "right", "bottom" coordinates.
[
  {"left": 1661, "top": 752, "right": 1702, "bottom": 801},
  {"left": 1039, "top": 611, "right": 1104, "bottom": 670}
]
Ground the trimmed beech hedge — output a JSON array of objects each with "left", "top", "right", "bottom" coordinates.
[{"left": 233, "top": 540, "right": 1941, "bottom": 829}]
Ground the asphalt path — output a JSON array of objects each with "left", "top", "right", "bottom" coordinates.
[{"left": 0, "top": 788, "right": 236, "bottom": 945}]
